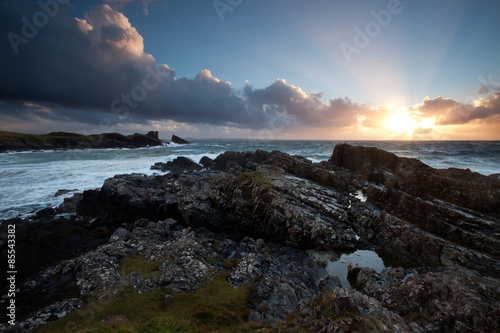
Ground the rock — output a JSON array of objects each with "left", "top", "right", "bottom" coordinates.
[
  {"left": 2, "top": 143, "right": 499, "bottom": 333},
  {"left": 205, "top": 165, "right": 357, "bottom": 249},
  {"left": 270, "top": 287, "right": 423, "bottom": 332},
  {"left": 0, "top": 298, "right": 85, "bottom": 333},
  {"left": 76, "top": 173, "right": 167, "bottom": 224},
  {"left": 35, "top": 207, "right": 56, "bottom": 218},
  {"left": 151, "top": 156, "right": 202, "bottom": 173},
  {"left": 146, "top": 131, "right": 159, "bottom": 140},
  {"left": 56, "top": 192, "right": 83, "bottom": 214},
  {"left": 0, "top": 131, "right": 164, "bottom": 153},
  {"left": 171, "top": 134, "right": 191, "bottom": 144},
  {"left": 129, "top": 132, "right": 164, "bottom": 146},
  {"left": 54, "top": 189, "right": 78, "bottom": 197},
  {"left": 199, "top": 156, "right": 216, "bottom": 168},
  {"left": 348, "top": 265, "right": 500, "bottom": 332},
  {"left": 330, "top": 143, "right": 500, "bottom": 214}
]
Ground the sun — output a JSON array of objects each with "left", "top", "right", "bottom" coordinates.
[{"left": 385, "top": 111, "right": 419, "bottom": 133}]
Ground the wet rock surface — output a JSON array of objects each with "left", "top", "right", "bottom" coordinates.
[{"left": 1, "top": 144, "right": 499, "bottom": 332}]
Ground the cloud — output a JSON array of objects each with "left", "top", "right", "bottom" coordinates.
[
  {"left": 0, "top": 1, "right": 370, "bottom": 133},
  {"left": 413, "top": 127, "right": 433, "bottom": 135},
  {"left": 5, "top": 1, "right": 496, "bottom": 139},
  {"left": 244, "top": 79, "right": 369, "bottom": 127},
  {"left": 409, "top": 93, "right": 500, "bottom": 125},
  {"left": 359, "top": 105, "right": 390, "bottom": 129}
]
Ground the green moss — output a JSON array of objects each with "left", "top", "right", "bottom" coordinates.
[
  {"left": 222, "top": 257, "right": 239, "bottom": 270},
  {"left": 360, "top": 316, "right": 384, "bottom": 332},
  {"left": 237, "top": 171, "right": 272, "bottom": 189},
  {"left": 257, "top": 303, "right": 270, "bottom": 313},
  {"left": 165, "top": 277, "right": 252, "bottom": 329},
  {"left": 136, "top": 317, "right": 192, "bottom": 333},
  {"left": 37, "top": 275, "right": 254, "bottom": 333},
  {"left": 119, "top": 256, "right": 160, "bottom": 277}
]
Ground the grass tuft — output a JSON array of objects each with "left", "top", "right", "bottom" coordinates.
[
  {"left": 37, "top": 274, "right": 254, "bottom": 333},
  {"left": 236, "top": 171, "right": 272, "bottom": 189},
  {"left": 119, "top": 256, "right": 160, "bottom": 277}
]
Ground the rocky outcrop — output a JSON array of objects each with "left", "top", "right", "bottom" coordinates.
[
  {"left": 171, "top": 134, "right": 191, "bottom": 144},
  {"left": 199, "top": 155, "right": 216, "bottom": 168},
  {"left": 0, "top": 131, "right": 165, "bottom": 152},
  {"left": 330, "top": 143, "right": 500, "bottom": 214},
  {"left": 270, "top": 287, "right": 423, "bottom": 332},
  {"left": 151, "top": 156, "right": 202, "bottom": 173},
  {"left": 348, "top": 264, "right": 500, "bottom": 332},
  {"left": 1, "top": 144, "right": 499, "bottom": 332}
]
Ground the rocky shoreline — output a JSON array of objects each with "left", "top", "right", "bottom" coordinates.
[
  {"left": 0, "top": 131, "right": 166, "bottom": 153},
  {"left": 0, "top": 144, "right": 499, "bottom": 332}
]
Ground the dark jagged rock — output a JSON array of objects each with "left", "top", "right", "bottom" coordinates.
[
  {"left": 35, "top": 207, "right": 56, "bottom": 218},
  {"left": 146, "top": 131, "right": 159, "bottom": 140},
  {"left": 331, "top": 143, "right": 500, "bottom": 214},
  {"left": 151, "top": 156, "right": 202, "bottom": 173},
  {"left": 171, "top": 134, "right": 191, "bottom": 144},
  {"left": 76, "top": 173, "right": 168, "bottom": 224},
  {"left": 199, "top": 156, "right": 216, "bottom": 168},
  {"left": 54, "top": 189, "right": 78, "bottom": 197},
  {"left": 0, "top": 131, "right": 164, "bottom": 153},
  {"left": 0, "top": 217, "right": 111, "bottom": 328},
  {"left": 2, "top": 144, "right": 499, "bottom": 332},
  {"left": 348, "top": 264, "right": 500, "bottom": 332},
  {"left": 270, "top": 288, "right": 423, "bottom": 332}
]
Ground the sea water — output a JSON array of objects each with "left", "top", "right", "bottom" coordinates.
[{"left": 0, "top": 140, "right": 499, "bottom": 219}]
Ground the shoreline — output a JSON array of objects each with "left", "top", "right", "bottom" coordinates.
[
  {"left": 1, "top": 140, "right": 500, "bottom": 220},
  {"left": 0, "top": 131, "right": 166, "bottom": 153},
  {"left": 1, "top": 143, "right": 499, "bottom": 332}
]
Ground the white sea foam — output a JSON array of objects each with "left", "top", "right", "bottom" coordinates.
[{"left": 1, "top": 140, "right": 499, "bottom": 219}]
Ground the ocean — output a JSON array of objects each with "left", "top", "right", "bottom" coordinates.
[{"left": 1, "top": 140, "right": 499, "bottom": 220}]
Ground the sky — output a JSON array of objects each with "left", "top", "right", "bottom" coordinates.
[{"left": 0, "top": 0, "right": 499, "bottom": 140}]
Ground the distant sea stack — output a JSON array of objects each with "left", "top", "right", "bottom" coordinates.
[
  {"left": 0, "top": 131, "right": 164, "bottom": 153},
  {"left": 171, "top": 134, "right": 192, "bottom": 144}
]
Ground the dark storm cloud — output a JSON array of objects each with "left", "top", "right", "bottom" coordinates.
[{"left": 0, "top": 1, "right": 368, "bottom": 130}]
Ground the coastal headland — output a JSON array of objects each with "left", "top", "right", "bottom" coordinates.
[
  {"left": 0, "top": 144, "right": 498, "bottom": 332},
  {"left": 0, "top": 131, "right": 167, "bottom": 152}
]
